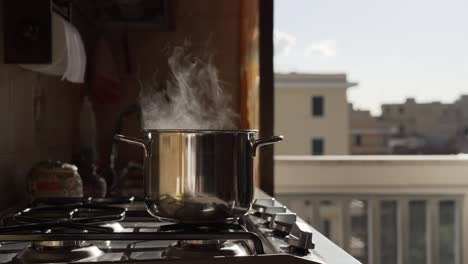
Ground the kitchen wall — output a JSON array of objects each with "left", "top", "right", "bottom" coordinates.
[
  {"left": 0, "top": 65, "right": 81, "bottom": 209},
  {"left": 0, "top": 0, "right": 259, "bottom": 209},
  {"left": 0, "top": 2, "right": 95, "bottom": 209},
  {"left": 95, "top": 0, "right": 249, "bottom": 167}
]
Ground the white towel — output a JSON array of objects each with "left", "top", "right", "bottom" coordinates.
[
  {"left": 20, "top": 13, "right": 87, "bottom": 84},
  {"left": 61, "top": 15, "right": 86, "bottom": 83}
]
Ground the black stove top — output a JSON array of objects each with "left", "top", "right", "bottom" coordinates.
[{"left": 0, "top": 197, "right": 326, "bottom": 264}]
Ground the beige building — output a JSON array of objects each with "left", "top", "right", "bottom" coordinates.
[
  {"left": 381, "top": 98, "right": 459, "bottom": 140},
  {"left": 350, "top": 106, "right": 396, "bottom": 154},
  {"left": 381, "top": 98, "right": 460, "bottom": 152},
  {"left": 275, "top": 73, "right": 356, "bottom": 155}
]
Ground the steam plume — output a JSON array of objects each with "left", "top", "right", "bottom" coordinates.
[{"left": 139, "top": 45, "right": 238, "bottom": 130}]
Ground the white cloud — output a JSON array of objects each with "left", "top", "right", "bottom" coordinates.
[
  {"left": 305, "top": 40, "right": 337, "bottom": 57},
  {"left": 274, "top": 30, "right": 297, "bottom": 57}
]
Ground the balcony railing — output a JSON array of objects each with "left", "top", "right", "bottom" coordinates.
[{"left": 274, "top": 155, "right": 468, "bottom": 264}]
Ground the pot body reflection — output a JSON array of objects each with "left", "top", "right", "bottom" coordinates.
[{"left": 115, "top": 130, "right": 282, "bottom": 223}]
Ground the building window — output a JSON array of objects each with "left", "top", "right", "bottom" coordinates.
[
  {"left": 349, "top": 199, "right": 368, "bottom": 263},
  {"left": 322, "top": 219, "right": 331, "bottom": 238},
  {"left": 319, "top": 200, "right": 342, "bottom": 245},
  {"left": 355, "top": 134, "right": 362, "bottom": 146},
  {"left": 399, "top": 124, "right": 406, "bottom": 135},
  {"left": 311, "top": 96, "right": 324, "bottom": 116},
  {"left": 380, "top": 201, "right": 398, "bottom": 264},
  {"left": 439, "top": 201, "right": 456, "bottom": 264},
  {"left": 409, "top": 201, "right": 427, "bottom": 264},
  {"left": 311, "top": 138, "right": 325, "bottom": 155}
]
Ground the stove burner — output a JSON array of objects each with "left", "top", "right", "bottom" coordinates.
[
  {"left": 156, "top": 222, "right": 262, "bottom": 258},
  {"left": 0, "top": 204, "right": 126, "bottom": 234},
  {"left": 32, "top": 240, "right": 86, "bottom": 248},
  {"left": 13, "top": 242, "right": 103, "bottom": 263},
  {"left": 100, "top": 222, "right": 125, "bottom": 232},
  {"left": 179, "top": 239, "right": 222, "bottom": 246},
  {"left": 162, "top": 240, "right": 251, "bottom": 259}
]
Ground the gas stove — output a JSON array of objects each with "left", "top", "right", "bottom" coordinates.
[{"left": 0, "top": 196, "right": 328, "bottom": 264}]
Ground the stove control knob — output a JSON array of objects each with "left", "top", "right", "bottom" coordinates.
[
  {"left": 285, "top": 222, "right": 315, "bottom": 250},
  {"left": 261, "top": 206, "right": 287, "bottom": 221},
  {"left": 269, "top": 212, "right": 297, "bottom": 233},
  {"left": 252, "top": 198, "right": 275, "bottom": 213}
]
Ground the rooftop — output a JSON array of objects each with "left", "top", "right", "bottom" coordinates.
[
  {"left": 275, "top": 154, "right": 468, "bottom": 163},
  {"left": 275, "top": 73, "right": 357, "bottom": 89}
]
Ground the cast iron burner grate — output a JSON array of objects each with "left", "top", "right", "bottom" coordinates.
[
  {"left": 155, "top": 222, "right": 264, "bottom": 254},
  {"left": 31, "top": 197, "right": 136, "bottom": 207},
  {"left": 0, "top": 198, "right": 265, "bottom": 256},
  {"left": 158, "top": 222, "right": 248, "bottom": 233},
  {"left": 0, "top": 222, "right": 265, "bottom": 255},
  {"left": 0, "top": 203, "right": 127, "bottom": 233}
]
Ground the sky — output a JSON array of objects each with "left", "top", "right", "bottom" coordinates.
[{"left": 274, "top": 0, "right": 468, "bottom": 115}]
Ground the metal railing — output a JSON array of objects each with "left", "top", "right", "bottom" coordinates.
[{"left": 276, "top": 193, "right": 462, "bottom": 264}]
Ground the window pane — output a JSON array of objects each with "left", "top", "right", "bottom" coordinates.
[
  {"left": 380, "top": 201, "right": 397, "bottom": 264},
  {"left": 349, "top": 199, "right": 368, "bottom": 264},
  {"left": 355, "top": 135, "right": 362, "bottom": 146},
  {"left": 319, "top": 200, "right": 343, "bottom": 245},
  {"left": 439, "top": 201, "right": 456, "bottom": 264},
  {"left": 409, "top": 201, "right": 427, "bottom": 264},
  {"left": 312, "top": 96, "right": 324, "bottom": 116},
  {"left": 312, "top": 138, "right": 324, "bottom": 155}
]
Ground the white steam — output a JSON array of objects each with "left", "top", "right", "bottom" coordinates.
[{"left": 139, "top": 45, "right": 238, "bottom": 129}]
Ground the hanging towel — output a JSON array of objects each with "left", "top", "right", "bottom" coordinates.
[
  {"left": 20, "top": 13, "right": 87, "bottom": 83},
  {"left": 62, "top": 16, "right": 86, "bottom": 83}
]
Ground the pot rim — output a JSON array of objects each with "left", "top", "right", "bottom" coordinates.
[{"left": 143, "top": 129, "right": 259, "bottom": 134}]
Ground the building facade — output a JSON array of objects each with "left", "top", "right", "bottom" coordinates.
[
  {"left": 380, "top": 97, "right": 467, "bottom": 154},
  {"left": 274, "top": 73, "right": 356, "bottom": 155},
  {"left": 350, "top": 107, "right": 396, "bottom": 154}
]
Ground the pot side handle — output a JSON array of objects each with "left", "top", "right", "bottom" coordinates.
[
  {"left": 114, "top": 134, "right": 149, "bottom": 157},
  {"left": 252, "top": 135, "right": 284, "bottom": 157}
]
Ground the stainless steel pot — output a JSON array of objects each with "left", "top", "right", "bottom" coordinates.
[{"left": 114, "top": 130, "right": 282, "bottom": 223}]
